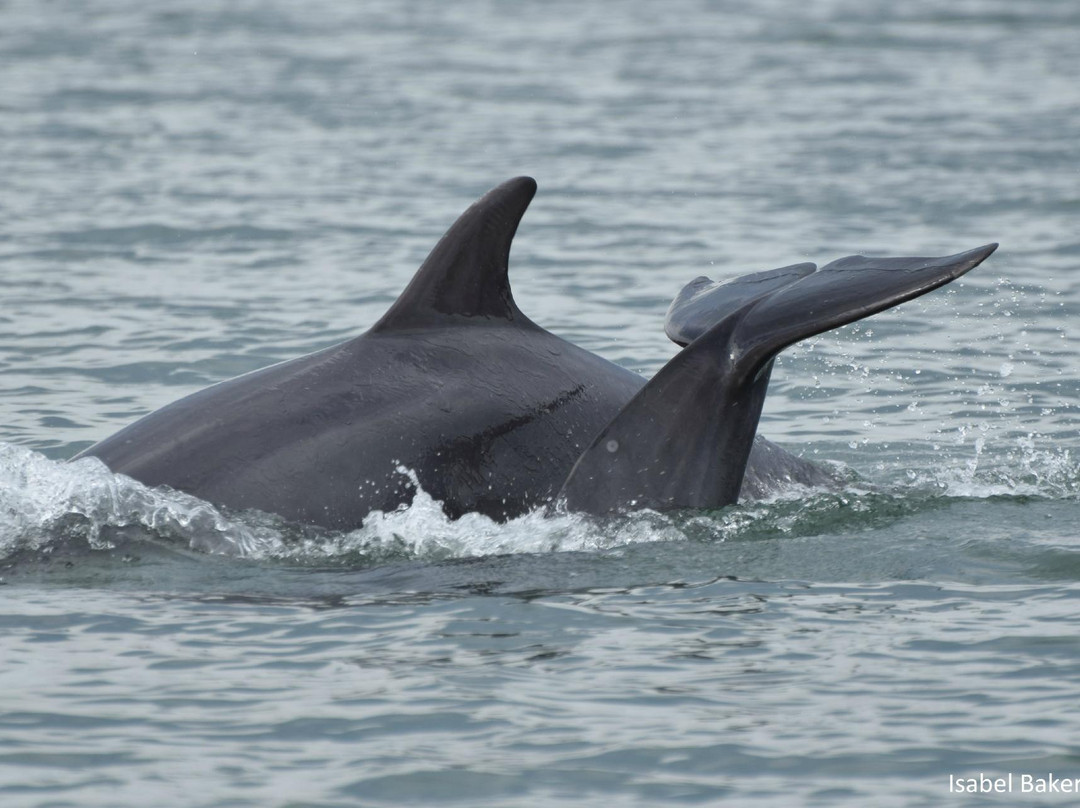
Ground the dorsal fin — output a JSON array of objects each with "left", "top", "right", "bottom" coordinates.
[{"left": 371, "top": 177, "right": 538, "bottom": 332}]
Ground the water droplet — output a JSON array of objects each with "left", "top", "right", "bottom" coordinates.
[{"left": 606, "top": 439, "right": 619, "bottom": 453}]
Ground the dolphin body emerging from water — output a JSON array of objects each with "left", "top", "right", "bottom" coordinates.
[{"left": 76, "top": 178, "right": 996, "bottom": 529}]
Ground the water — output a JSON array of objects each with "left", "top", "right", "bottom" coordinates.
[{"left": 2, "top": 1, "right": 1079, "bottom": 805}]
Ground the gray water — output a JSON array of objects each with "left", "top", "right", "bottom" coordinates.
[{"left": 2, "top": 1, "right": 1080, "bottom": 806}]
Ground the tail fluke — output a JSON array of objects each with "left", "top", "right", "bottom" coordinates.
[
  {"left": 558, "top": 243, "right": 998, "bottom": 515},
  {"left": 728, "top": 243, "right": 998, "bottom": 373},
  {"left": 664, "top": 262, "right": 816, "bottom": 347}
]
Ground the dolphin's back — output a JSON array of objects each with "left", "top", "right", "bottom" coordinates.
[{"left": 80, "top": 322, "right": 645, "bottom": 528}]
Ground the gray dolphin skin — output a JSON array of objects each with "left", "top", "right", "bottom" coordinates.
[{"left": 76, "top": 178, "right": 997, "bottom": 529}]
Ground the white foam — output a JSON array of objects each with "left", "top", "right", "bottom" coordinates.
[
  {"left": 0, "top": 442, "right": 282, "bottom": 558},
  {"left": 2, "top": 439, "right": 1076, "bottom": 566},
  {"left": 0, "top": 445, "right": 686, "bottom": 563}
]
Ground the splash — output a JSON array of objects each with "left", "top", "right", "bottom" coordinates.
[
  {"left": 278, "top": 470, "right": 681, "bottom": 565},
  {"left": 0, "top": 442, "right": 284, "bottom": 558},
  {"left": 901, "top": 434, "right": 1080, "bottom": 499},
  {"left": 1, "top": 439, "right": 1077, "bottom": 571},
  {"left": 0, "top": 444, "right": 684, "bottom": 565}
]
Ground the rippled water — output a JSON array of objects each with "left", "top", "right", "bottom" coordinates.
[{"left": 3, "top": 1, "right": 1080, "bottom": 806}]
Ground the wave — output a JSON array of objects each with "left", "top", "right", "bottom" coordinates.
[{"left": 1, "top": 440, "right": 1077, "bottom": 570}]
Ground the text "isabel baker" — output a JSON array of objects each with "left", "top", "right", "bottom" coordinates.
[{"left": 950, "top": 773, "right": 1079, "bottom": 794}]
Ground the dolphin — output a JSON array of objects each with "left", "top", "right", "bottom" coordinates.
[{"left": 75, "top": 178, "right": 996, "bottom": 528}]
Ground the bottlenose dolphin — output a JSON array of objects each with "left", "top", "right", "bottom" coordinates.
[{"left": 76, "top": 178, "right": 996, "bottom": 528}]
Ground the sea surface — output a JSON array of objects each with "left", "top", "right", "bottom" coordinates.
[{"left": 2, "top": 1, "right": 1079, "bottom": 806}]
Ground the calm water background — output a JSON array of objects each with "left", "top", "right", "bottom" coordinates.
[{"left": 2, "top": 1, "right": 1079, "bottom": 806}]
